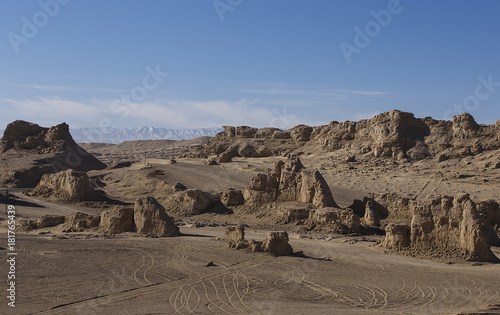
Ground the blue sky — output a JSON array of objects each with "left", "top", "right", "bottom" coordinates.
[{"left": 1, "top": 0, "right": 499, "bottom": 130}]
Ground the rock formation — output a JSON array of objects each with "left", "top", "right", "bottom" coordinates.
[
  {"left": 0, "top": 120, "right": 106, "bottom": 188},
  {"left": 224, "top": 226, "right": 294, "bottom": 256},
  {"left": 37, "top": 215, "right": 65, "bottom": 228},
  {"left": 382, "top": 223, "right": 410, "bottom": 249},
  {"left": 191, "top": 111, "right": 500, "bottom": 162},
  {"left": 100, "top": 207, "right": 134, "bottom": 234},
  {"left": 220, "top": 189, "right": 244, "bottom": 207},
  {"left": 65, "top": 212, "right": 100, "bottom": 229},
  {"left": 263, "top": 231, "right": 294, "bottom": 256},
  {"left": 363, "top": 200, "right": 380, "bottom": 226},
  {"left": 134, "top": 196, "right": 180, "bottom": 237},
  {"left": 163, "top": 189, "right": 222, "bottom": 216},
  {"left": 29, "top": 170, "right": 104, "bottom": 202},
  {"left": 224, "top": 225, "right": 245, "bottom": 243},
  {"left": 244, "top": 156, "right": 337, "bottom": 208},
  {"left": 379, "top": 193, "right": 499, "bottom": 262},
  {"left": 310, "top": 208, "right": 360, "bottom": 234}
]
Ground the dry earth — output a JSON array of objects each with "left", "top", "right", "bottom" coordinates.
[
  {"left": 1, "top": 113, "right": 500, "bottom": 314},
  {"left": 1, "top": 151, "right": 500, "bottom": 314},
  {"left": 1, "top": 198, "right": 500, "bottom": 315}
]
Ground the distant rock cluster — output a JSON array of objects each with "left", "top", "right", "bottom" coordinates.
[{"left": 190, "top": 110, "right": 500, "bottom": 162}]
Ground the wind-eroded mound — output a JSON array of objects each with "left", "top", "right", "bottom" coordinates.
[
  {"left": 376, "top": 193, "right": 500, "bottom": 262},
  {"left": 0, "top": 120, "right": 106, "bottom": 187},
  {"left": 190, "top": 110, "right": 500, "bottom": 162},
  {"left": 244, "top": 156, "right": 337, "bottom": 208},
  {"left": 28, "top": 170, "right": 105, "bottom": 202}
]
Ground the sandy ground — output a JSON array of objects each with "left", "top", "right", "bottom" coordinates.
[
  {"left": 1, "top": 191, "right": 500, "bottom": 315},
  {"left": 1, "top": 142, "right": 500, "bottom": 314}
]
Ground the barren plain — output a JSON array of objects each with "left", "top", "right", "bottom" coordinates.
[{"left": 1, "top": 111, "right": 500, "bottom": 314}]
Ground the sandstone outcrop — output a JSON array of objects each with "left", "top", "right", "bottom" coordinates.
[
  {"left": 134, "top": 196, "right": 180, "bottom": 237},
  {"left": 191, "top": 111, "right": 500, "bottom": 162},
  {"left": 263, "top": 231, "right": 293, "bottom": 256},
  {"left": 65, "top": 212, "right": 100, "bottom": 229},
  {"left": 310, "top": 208, "right": 360, "bottom": 234},
  {"left": 100, "top": 207, "right": 134, "bottom": 234},
  {"left": 30, "top": 170, "right": 104, "bottom": 202},
  {"left": 382, "top": 223, "right": 410, "bottom": 249},
  {"left": 244, "top": 156, "right": 337, "bottom": 208},
  {"left": 220, "top": 188, "right": 244, "bottom": 207},
  {"left": 225, "top": 226, "right": 294, "bottom": 256},
  {"left": 37, "top": 215, "right": 65, "bottom": 228},
  {"left": 164, "top": 189, "right": 221, "bottom": 216},
  {"left": 29, "top": 170, "right": 104, "bottom": 202},
  {"left": 224, "top": 225, "right": 245, "bottom": 243},
  {"left": 379, "top": 193, "right": 499, "bottom": 262},
  {"left": 363, "top": 201, "right": 380, "bottom": 227},
  {"left": 0, "top": 120, "right": 106, "bottom": 188}
]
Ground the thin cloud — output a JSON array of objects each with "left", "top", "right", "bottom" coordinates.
[
  {"left": 16, "top": 84, "right": 126, "bottom": 93},
  {"left": 2, "top": 97, "right": 309, "bottom": 130},
  {"left": 238, "top": 88, "right": 313, "bottom": 95},
  {"left": 17, "top": 84, "right": 76, "bottom": 91},
  {"left": 332, "top": 89, "right": 388, "bottom": 96}
]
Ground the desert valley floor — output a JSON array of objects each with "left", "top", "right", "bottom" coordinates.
[{"left": 1, "top": 112, "right": 500, "bottom": 314}]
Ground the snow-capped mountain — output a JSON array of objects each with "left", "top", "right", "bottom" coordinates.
[{"left": 69, "top": 126, "right": 223, "bottom": 144}]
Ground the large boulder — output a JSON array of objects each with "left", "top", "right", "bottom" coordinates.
[
  {"left": 100, "top": 207, "right": 134, "bottom": 234},
  {"left": 37, "top": 215, "right": 65, "bottom": 228},
  {"left": 216, "top": 151, "right": 233, "bottom": 163},
  {"left": 263, "top": 231, "right": 293, "bottom": 256},
  {"left": 29, "top": 170, "right": 103, "bottom": 202},
  {"left": 164, "top": 189, "right": 220, "bottom": 216},
  {"left": 134, "top": 196, "right": 179, "bottom": 237},
  {"left": 65, "top": 212, "right": 100, "bottom": 229},
  {"left": 224, "top": 225, "right": 245, "bottom": 243}
]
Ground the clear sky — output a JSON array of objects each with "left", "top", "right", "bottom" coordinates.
[{"left": 1, "top": 0, "right": 499, "bottom": 130}]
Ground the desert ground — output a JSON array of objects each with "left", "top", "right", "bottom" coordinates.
[
  {"left": 1, "top": 192, "right": 500, "bottom": 315},
  {"left": 1, "top": 113, "right": 500, "bottom": 314}
]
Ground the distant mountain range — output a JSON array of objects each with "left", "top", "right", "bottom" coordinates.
[{"left": 68, "top": 127, "right": 223, "bottom": 144}]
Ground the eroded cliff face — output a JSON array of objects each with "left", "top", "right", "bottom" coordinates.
[
  {"left": 374, "top": 193, "right": 500, "bottom": 262},
  {"left": 0, "top": 120, "right": 106, "bottom": 187},
  {"left": 243, "top": 156, "right": 337, "bottom": 208},
  {"left": 190, "top": 110, "right": 499, "bottom": 162}
]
